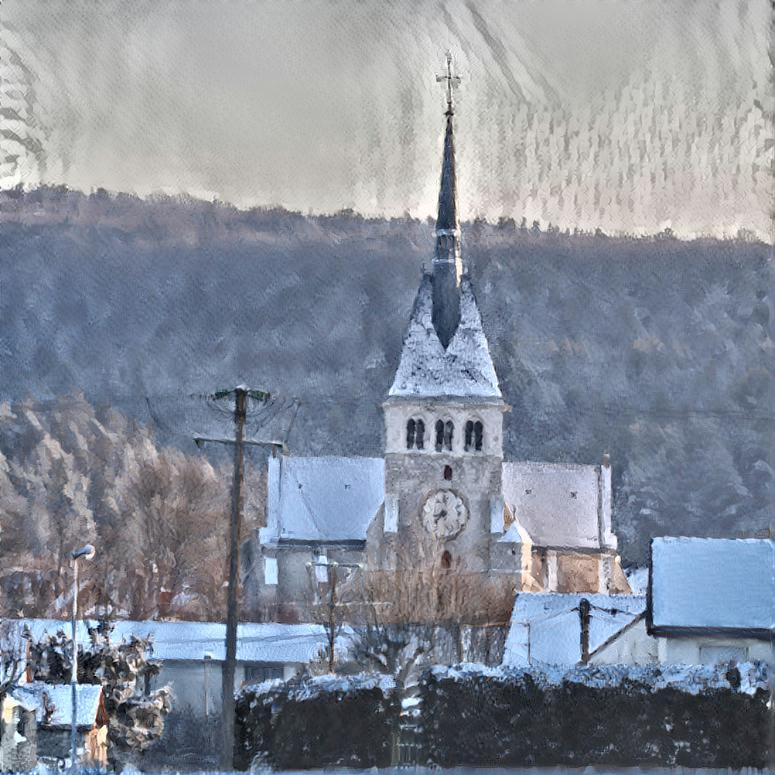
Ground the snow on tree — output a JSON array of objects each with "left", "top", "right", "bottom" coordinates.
[{"left": 24, "top": 621, "right": 171, "bottom": 763}]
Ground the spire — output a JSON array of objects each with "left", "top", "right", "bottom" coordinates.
[{"left": 432, "top": 52, "right": 463, "bottom": 348}]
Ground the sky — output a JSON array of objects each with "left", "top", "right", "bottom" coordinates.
[{"left": 1, "top": 0, "right": 772, "bottom": 239}]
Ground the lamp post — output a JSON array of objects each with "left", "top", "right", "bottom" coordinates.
[{"left": 70, "top": 543, "right": 95, "bottom": 768}]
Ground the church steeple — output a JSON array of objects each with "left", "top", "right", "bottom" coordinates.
[{"left": 432, "top": 52, "right": 463, "bottom": 349}]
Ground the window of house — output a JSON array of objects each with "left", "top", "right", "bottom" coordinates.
[
  {"left": 244, "top": 665, "right": 285, "bottom": 684},
  {"left": 464, "top": 420, "right": 474, "bottom": 450},
  {"left": 474, "top": 420, "right": 483, "bottom": 451},
  {"left": 264, "top": 556, "right": 278, "bottom": 586},
  {"left": 441, "top": 550, "right": 452, "bottom": 570},
  {"left": 406, "top": 419, "right": 416, "bottom": 449},
  {"left": 314, "top": 553, "right": 328, "bottom": 583},
  {"left": 435, "top": 419, "right": 444, "bottom": 452},
  {"left": 443, "top": 465, "right": 452, "bottom": 480},
  {"left": 699, "top": 644, "right": 748, "bottom": 664}
]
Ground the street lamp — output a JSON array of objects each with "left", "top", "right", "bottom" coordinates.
[{"left": 70, "top": 543, "right": 95, "bottom": 769}]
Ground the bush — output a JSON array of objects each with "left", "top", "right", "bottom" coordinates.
[
  {"left": 234, "top": 673, "right": 398, "bottom": 770},
  {"left": 420, "top": 663, "right": 771, "bottom": 768}
]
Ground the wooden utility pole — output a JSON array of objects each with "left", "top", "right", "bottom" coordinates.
[
  {"left": 579, "top": 597, "right": 591, "bottom": 664},
  {"left": 193, "top": 384, "right": 282, "bottom": 770},
  {"left": 221, "top": 385, "right": 247, "bottom": 769}
]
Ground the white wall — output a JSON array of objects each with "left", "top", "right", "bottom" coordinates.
[
  {"left": 656, "top": 636, "right": 774, "bottom": 665},
  {"left": 590, "top": 618, "right": 658, "bottom": 665}
]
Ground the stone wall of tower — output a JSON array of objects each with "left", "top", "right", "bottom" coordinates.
[{"left": 382, "top": 399, "right": 505, "bottom": 573}]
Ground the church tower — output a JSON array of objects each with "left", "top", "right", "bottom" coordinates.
[{"left": 378, "top": 54, "right": 507, "bottom": 573}]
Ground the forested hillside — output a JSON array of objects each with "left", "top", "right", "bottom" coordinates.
[{"left": 0, "top": 188, "right": 771, "bottom": 567}]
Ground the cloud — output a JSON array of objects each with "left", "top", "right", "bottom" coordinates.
[{"left": 1, "top": 0, "right": 771, "bottom": 239}]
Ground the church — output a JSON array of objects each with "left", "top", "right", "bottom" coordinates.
[{"left": 249, "top": 59, "right": 629, "bottom": 622}]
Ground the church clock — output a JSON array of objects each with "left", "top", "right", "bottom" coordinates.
[{"left": 422, "top": 490, "right": 468, "bottom": 539}]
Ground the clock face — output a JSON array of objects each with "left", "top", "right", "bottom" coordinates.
[{"left": 422, "top": 490, "right": 468, "bottom": 539}]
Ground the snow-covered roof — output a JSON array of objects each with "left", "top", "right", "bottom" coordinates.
[
  {"left": 9, "top": 619, "right": 335, "bottom": 665},
  {"left": 14, "top": 682, "right": 103, "bottom": 729},
  {"left": 263, "top": 455, "right": 383, "bottom": 543},
  {"left": 650, "top": 537, "right": 775, "bottom": 636},
  {"left": 388, "top": 274, "right": 501, "bottom": 399},
  {"left": 503, "top": 592, "right": 646, "bottom": 666},
  {"left": 502, "top": 461, "right": 613, "bottom": 550}
]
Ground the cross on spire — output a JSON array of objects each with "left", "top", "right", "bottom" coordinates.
[{"left": 436, "top": 51, "right": 461, "bottom": 115}]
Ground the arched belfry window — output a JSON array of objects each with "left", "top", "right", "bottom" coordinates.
[
  {"left": 474, "top": 420, "right": 483, "bottom": 451},
  {"left": 415, "top": 419, "right": 425, "bottom": 449},
  {"left": 444, "top": 421, "right": 454, "bottom": 451},
  {"left": 436, "top": 420, "right": 453, "bottom": 452},
  {"left": 407, "top": 419, "right": 416, "bottom": 449},
  {"left": 465, "top": 420, "right": 484, "bottom": 452},
  {"left": 406, "top": 418, "right": 425, "bottom": 450}
]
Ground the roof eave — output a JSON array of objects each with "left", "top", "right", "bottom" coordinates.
[{"left": 648, "top": 624, "right": 774, "bottom": 641}]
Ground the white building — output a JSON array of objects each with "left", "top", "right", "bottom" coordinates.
[
  {"left": 647, "top": 537, "right": 774, "bottom": 665},
  {"left": 502, "top": 592, "right": 655, "bottom": 667}
]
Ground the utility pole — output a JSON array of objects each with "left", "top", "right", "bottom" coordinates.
[
  {"left": 193, "top": 384, "right": 278, "bottom": 770},
  {"left": 222, "top": 385, "right": 247, "bottom": 770},
  {"left": 579, "top": 598, "right": 591, "bottom": 665}
]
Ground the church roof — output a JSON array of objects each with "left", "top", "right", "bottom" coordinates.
[
  {"left": 649, "top": 537, "right": 774, "bottom": 636},
  {"left": 501, "top": 461, "right": 614, "bottom": 550},
  {"left": 263, "top": 455, "right": 384, "bottom": 544},
  {"left": 388, "top": 273, "right": 501, "bottom": 400}
]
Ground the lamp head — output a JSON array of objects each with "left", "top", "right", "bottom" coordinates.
[{"left": 71, "top": 544, "right": 96, "bottom": 561}]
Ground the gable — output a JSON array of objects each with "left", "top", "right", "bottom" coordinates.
[{"left": 264, "top": 456, "right": 384, "bottom": 543}]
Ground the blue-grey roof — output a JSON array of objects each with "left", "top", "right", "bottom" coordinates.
[
  {"left": 650, "top": 537, "right": 774, "bottom": 633},
  {"left": 7, "top": 618, "right": 336, "bottom": 665},
  {"left": 388, "top": 275, "right": 501, "bottom": 399},
  {"left": 264, "top": 455, "right": 384, "bottom": 543}
]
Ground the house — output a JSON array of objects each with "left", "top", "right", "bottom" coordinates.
[
  {"left": 0, "top": 691, "right": 37, "bottom": 771},
  {"left": 13, "top": 618, "right": 337, "bottom": 718},
  {"left": 647, "top": 537, "right": 775, "bottom": 664},
  {"left": 503, "top": 592, "right": 655, "bottom": 666},
  {"left": 13, "top": 682, "right": 108, "bottom": 767}
]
